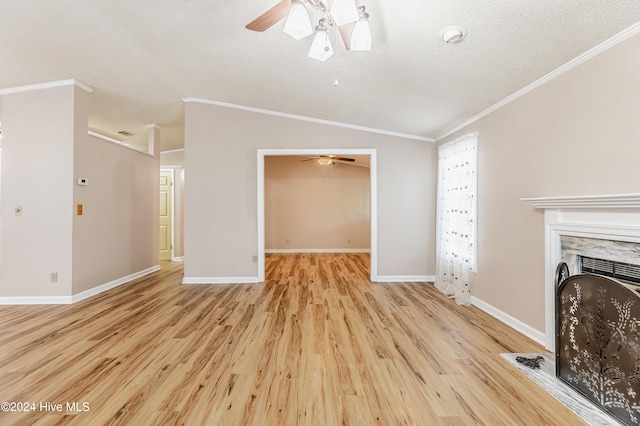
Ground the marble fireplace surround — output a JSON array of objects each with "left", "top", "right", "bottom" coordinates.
[{"left": 521, "top": 193, "right": 640, "bottom": 351}]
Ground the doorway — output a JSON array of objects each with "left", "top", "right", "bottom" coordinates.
[
  {"left": 257, "top": 149, "right": 378, "bottom": 281},
  {"left": 159, "top": 169, "right": 174, "bottom": 261}
]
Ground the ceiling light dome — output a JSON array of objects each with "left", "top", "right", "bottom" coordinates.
[{"left": 439, "top": 26, "right": 468, "bottom": 44}]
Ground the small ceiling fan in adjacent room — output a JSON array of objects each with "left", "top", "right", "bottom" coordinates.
[
  {"left": 300, "top": 155, "right": 355, "bottom": 165},
  {"left": 246, "top": 0, "right": 372, "bottom": 61}
]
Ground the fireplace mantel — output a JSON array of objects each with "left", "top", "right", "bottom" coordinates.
[
  {"left": 521, "top": 193, "right": 640, "bottom": 209},
  {"left": 521, "top": 194, "right": 640, "bottom": 350}
]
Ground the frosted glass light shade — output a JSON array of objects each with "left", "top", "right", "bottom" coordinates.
[
  {"left": 308, "top": 29, "right": 334, "bottom": 61},
  {"left": 283, "top": 1, "right": 313, "bottom": 40},
  {"left": 350, "top": 18, "right": 371, "bottom": 51},
  {"left": 330, "top": 0, "right": 359, "bottom": 26}
]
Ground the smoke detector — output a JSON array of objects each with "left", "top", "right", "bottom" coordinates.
[{"left": 439, "top": 26, "right": 468, "bottom": 43}]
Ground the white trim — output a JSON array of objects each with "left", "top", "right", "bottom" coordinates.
[
  {"left": 265, "top": 248, "right": 371, "bottom": 253},
  {"left": 88, "top": 131, "right": 155, "bottom": 157},
  {"left": 172, "top": 256, "right": 184, "bottom": 261},
  {"left": 182, "top": 277, "right": 260, "bottom": 284},
  {"left": 0, "top": 79, "right": 93, "bottom": 95},
  {"left": 521, "top": 193, "right": 640, "bottom": 209},
  {"left": 184, "top": 98, "right": 434, "bottom": 143},
  {"left": 161, "top": 168, "right": 176, "bottom": 261},
  {"left": 0, "top": 265, "right": 160, "bottom": 305},
  {"left": 88, "top": 130, "right": 122, "bottom": 144},
  {"left": 0, "top": 296, "right": 72, "bottom": 305},
  {"left": 146, "top": 123, "right": 163, "bottom": 130},
  {"left": 161, "top": 148, "right": 185, "bottom": 155},
  {"left": 374, "top": 275, "right": 434, "bottom": 283},
  {"left": 257, "top": 149, "right": 378, "bottom": 283},
  {"left": 436, "top": 22, "right": 640, "bottom": 141},
  {"left": 72, "top": 265, "right": 160, "bottom": 303},
  {"left": 471, "top": 296, "right": 546, "bottom": 347}
]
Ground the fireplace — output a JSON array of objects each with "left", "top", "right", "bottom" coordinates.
[
  {"left": 520, "top": 194, "right": 640, "bottom": 424},
  {"left": 521, "top": 193, "right": 640, "bottom": 351}
]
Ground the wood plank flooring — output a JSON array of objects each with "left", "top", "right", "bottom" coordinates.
[{"left": 0, "top": 253, "right": 585, "bottom": 425}]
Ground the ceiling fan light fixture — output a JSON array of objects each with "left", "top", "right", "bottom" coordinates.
[
  {"left": 283, "top": 0, "right": 313, "bottom": 40},
  {"left": 350, "top": 6, "right": 371, "bottom": 51},
  {"left": 330, "top": 0, "right": 359, "bottom": 27},
  {"left": 308, "top": 21, "right": 334, "bottom": 61},
  {"left": 317, "top": 157, "right": 334, "bottom": 165}
]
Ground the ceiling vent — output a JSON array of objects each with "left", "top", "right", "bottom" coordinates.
[{"left": 117, "top": 130, "right": 135, "bottom": 137}]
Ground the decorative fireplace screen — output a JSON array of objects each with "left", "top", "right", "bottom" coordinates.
[{"left": 556, "top": 271, "right": 640, "bottom": 425}]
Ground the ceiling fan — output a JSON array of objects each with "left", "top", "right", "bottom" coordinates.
[
  {"left": 246, "top": 0, "right": 371, "bottom": 60},
  {"left": 300, "top": 155, "right": 356, "bottom": 165}
]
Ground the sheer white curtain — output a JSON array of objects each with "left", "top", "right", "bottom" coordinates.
[{"left": 435, "top": 132, "right": 477, "bottom": 305}]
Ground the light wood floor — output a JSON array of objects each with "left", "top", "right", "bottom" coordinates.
[{"left": 0, "top": 253, "right": 584, "bottom": 425}]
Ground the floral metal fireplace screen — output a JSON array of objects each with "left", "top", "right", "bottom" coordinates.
[{"left": 557, "top": 272, "right": 640, "bottom": 425}]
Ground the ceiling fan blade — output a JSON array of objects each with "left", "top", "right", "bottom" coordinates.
[
  {"left": 246, "top": 0, "right": 291, "bottom": 32},
  {"left": 338, "top": 22, "right": 355, "bottom": 50},
  {"left": 333, "top": 156, "right": 355, "bottom": 162},
  {"left": 299, "top": 158, "right": 317, "bottom": 162}
]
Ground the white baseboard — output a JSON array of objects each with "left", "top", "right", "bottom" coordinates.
[
  {"left": 0, "top": 295, "right": 73, "bottom": 305},
  {"left": 72, "top": 265, "right": 161, "bottom": 303},
  {"left": 471, "top": 296, "right": 546, "bottom": 347},
  {"left": 265, "top": 248, "right": 371, "bottom": 254},
  {"left": 172, "top": 256, "right": 184, "bottom": 261},
  {"left": 182, "top": 276, "right": 260, "bottom": 284},
  {"left": 374, "top": 275, "right": 435, "bottom": 283},
  {"left": 0, "top": 265, "right": 161, "bottom": 305}
]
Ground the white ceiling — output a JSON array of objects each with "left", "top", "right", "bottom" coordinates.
[{"left": 1, "top": 1, "right": 639, "bottom": 152}]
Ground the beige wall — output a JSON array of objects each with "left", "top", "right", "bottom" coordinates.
[
  {"left": 72, "top": 134, "right": 160, "bottom": 293},
  {"left": 184, "top": 103, "right": 436, "bottom": 279},
  {"left": 0, "top": 81, "right": 160, "bottom": 300},
  {"left": 0, "top": 85, "right": 78, "bottom": 297},
  {"left": 265, "top": 156, "right": 370, "bottom": 251},
  {"left": 438, "top": 33, "right": 640, "bottom": 333}
]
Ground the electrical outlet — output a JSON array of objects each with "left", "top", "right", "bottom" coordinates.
[{"left": 50, "top": 272, "right": 58, "bottom": 283}]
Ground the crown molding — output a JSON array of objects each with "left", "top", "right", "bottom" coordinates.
[
  {"left": 521, "top": 194, "right": 640, "bottom": 209},
  {"left": 436, "top": 21, "right": 640, "bottom": 141},
  {"left": 183, "top": 98, "right": 435, "bottom": 143},
  {"left": 0, "top": 79, "right": 93, "bottom": 95}
]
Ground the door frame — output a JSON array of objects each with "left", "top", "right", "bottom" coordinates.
[
  {"left": 257, "top": 148, "right": 378, "bottom": 281},
  {"left": 160, "top": 168, "right": 175, "bottom": 261}
]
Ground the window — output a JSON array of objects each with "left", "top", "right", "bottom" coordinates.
[{"left": 435, "top": 132, "right": 477, "bottom": 305}]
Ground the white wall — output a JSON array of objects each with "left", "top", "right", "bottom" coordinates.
[
  {"left": 265, "top": 156, "right": 370, "bottom": 251},
  {"left": 184, "top": 102, "right": 436, "bottom": 281}
]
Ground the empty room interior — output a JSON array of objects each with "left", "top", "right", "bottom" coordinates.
[{"left": 1, "top": 1, "right": 640, "bottom": 425}]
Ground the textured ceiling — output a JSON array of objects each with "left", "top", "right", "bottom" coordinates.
[{"left": 1, "top": 1, "right": 639, "bottom": 151}]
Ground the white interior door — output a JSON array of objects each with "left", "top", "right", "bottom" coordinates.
[{"left": 159, "top": 170, "right": 173, "bottom": 261}]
